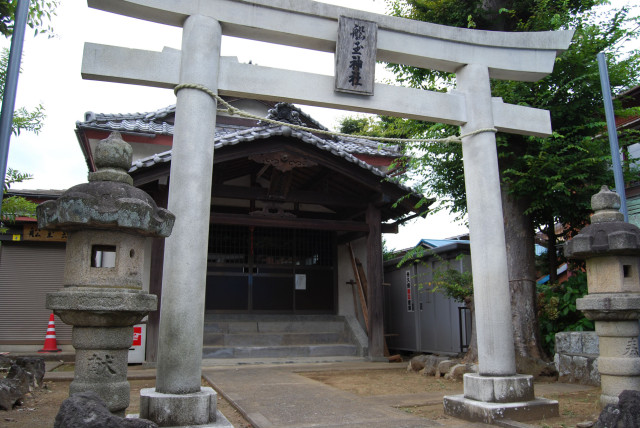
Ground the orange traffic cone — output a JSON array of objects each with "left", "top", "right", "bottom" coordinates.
[{"left": 39, "top": 313, "right": 61, "bottom": 353}]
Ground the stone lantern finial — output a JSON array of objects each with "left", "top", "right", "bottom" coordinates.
[
  {"left": 591, "top": 185, "right": 624, "bottom": 223},
  {"left": 89, "top": 131, "right": 134, "bottom": 185}
]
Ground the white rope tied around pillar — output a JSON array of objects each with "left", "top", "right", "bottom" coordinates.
[{"left": 174, "top": 83, "right": 497, "bottom": 145}]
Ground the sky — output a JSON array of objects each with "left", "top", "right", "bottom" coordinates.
[{"left": 0, "top": 0, "right": 535, "bottom": 251}]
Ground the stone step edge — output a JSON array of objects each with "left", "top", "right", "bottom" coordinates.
[{"left": 202, "top": 343, "right": 357, "bottom": 350}]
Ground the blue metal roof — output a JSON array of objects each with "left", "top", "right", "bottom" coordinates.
[
  {"left": 536, "top": 263, "right": 568, "bottom": 284},
  {"left": 418, "top": 239, "right": 470, "bottom": 248},
  {"left": 535, "top": 244, "right": 547, "bottom": 256}
]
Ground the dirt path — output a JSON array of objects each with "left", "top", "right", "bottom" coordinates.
[
  {"left": 2, "top": 378, "right": 253, "bottom": 428},
  {"left": 2, "top": 365, "right": 600, "bottom": 428},
  {"left": 300, "top": 368, "right": 601, "bottom": 428}
]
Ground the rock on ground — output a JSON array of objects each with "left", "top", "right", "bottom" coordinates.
[
  {"left": 444, "top": 363, "right": 477, "bottom": 381},
  {"left": 0, "top": 356, "right": 46, "bottom": 411},
  {"left": 0, "top": 376, "right": 25, "bottom": 410},
  {"left": 15, "top": 357, "right": 45, "bottom": 388},
  {"left": 436, "top": 360, "right": 459, "bottom": 377},
  {"left": 595, "top": 390, "right": 640, "bottom": 428},
  {"left": 54, "top": 391, "right": 158, "bottom": 428},
  {"left": 408, "top": 355, "right": 452, "bottom": 376},
  {"left": 407, "top": 355, "right": 429, "bottom": 372},
  {"left": 0, "top": 364, "right": 32, "bottom": 410}
]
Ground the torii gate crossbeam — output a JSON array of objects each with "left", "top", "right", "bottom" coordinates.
[{"left": 83, "top": 0, "right": 572, "bottom": 425}]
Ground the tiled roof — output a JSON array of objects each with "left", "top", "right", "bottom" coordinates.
[
  {"left": 76, "top": 104, "right": 401, "bottom": 157},
  {"left": 7, "top": 189, "right": 65, "bottom": 198},
  {"left": 78, "top": 105, "right": 177, "bottom": 136},
  {"left": 616, "top": 115, "right": 640, "bottom": 130},
  {"left": 127, "top": 124, "right": 413, "bottom": 194}
]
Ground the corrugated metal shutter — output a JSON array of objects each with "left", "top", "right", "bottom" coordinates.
[{"left": 0, "top": 244, "right": 71, "bottom": 344}]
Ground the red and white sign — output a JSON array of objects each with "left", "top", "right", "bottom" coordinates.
[
  {"left": 128, "top": 324, "right": 146, "bottom": 364},
  {"left": 132, "top": 326, "right": 142, "bottom": 347}
]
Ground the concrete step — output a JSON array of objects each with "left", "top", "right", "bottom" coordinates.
[
  {"left": 203, "top": 331, "right": 349, "bottom": 347},
  {"left": 201, "top": 314, "right": 360, "bottom": 359},
  {"left": 203, "top": 320, "right": 347, "bottom": 334},
  {"left": 203, "top": 313, "right": 341, "bottom": 322},
  {"left": 202, "top": 344, "right": 358, "bottom": 359}
]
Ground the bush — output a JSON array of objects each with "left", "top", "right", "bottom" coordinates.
[{"left": 537, "top": 271, "right": 593, "bottom": 355}]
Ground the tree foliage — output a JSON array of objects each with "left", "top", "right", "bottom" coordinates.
[
  {"left": 345, "top": 0, "right": 640, "bottom": 252},
  {"left": 338, "top": 0, "right": 640, "bottom": 362},
  {"left": 0, "top": 49, "right": 45, "bottom": 136},
  {"left": 537, "top": 271, "right": 593, "bottom": 355},
  {"left": 1, "top": 167, "right": 36, "bottom": 232},
  {"left": 0, "top": 0, "right": 59, "bottom": 38},
  {"left": 0, "top": 0, "right": 57, "bottom": 231}
]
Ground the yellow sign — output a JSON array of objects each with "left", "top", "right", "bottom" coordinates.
[
  {"left": 23, "top": 225, "right": 67, "bottom": 242},
  {"left": 12, "top": 235, "right": 20, "bottom": 241}
]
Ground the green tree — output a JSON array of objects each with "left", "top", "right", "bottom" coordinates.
[
  {"left": 0, "top": 0, "right": 58, "bottom": 230},
  {"left": 342, "top": 0, "right": 640, "bottom": 366},
  {"left": 0, "top": 0, "right": 58, "bottom": 38},
  {"left": 0, "top": 48, "right": 45, "bottom": 136}
]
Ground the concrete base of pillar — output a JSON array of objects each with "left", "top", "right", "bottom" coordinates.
[
  {"left": 443, "top": 394, "right": 559, "bottom": 424},
  {"left": 464, "top": 373, "right": 535, "bottom": 402},
  {"left": 140, "top": 387, "right": 220, "bottom": 427},
  {"left": 443, "top": 373, "right": 559, "bottom": 424}
]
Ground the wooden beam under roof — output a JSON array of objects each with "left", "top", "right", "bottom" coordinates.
[{"left": 210, "top": 212, "right": 398, "bottom": 233}]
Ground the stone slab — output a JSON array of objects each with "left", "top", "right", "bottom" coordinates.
[
  {"left": 127, "top": 410, "right": 234, "bottom": 428},
  {"left": 204, "top": 364, "right": 449, "bottom": 427},
  {"left": 443, "top": 394, "right": 559, "bottom": 424}
]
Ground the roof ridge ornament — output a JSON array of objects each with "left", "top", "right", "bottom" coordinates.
[{"left": 261, "top": 103, "right": 304, "bottom": 126}]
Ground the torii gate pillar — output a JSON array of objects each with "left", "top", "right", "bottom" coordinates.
[
  {"left": 458, "top": 64, "right": 516, "bottom": 376},
  {"left": 138, "top": 15, "right": 225, "bottom": 427},
  {"left": 440, "top": 64, "right": 558, "bottom": 424}
]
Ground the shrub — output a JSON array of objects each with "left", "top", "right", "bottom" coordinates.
[{"left": 537, "top": 271, "right": 593, "bottom": 355}]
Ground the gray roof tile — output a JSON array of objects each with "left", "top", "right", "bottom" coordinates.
[
  {"left": 76, "top": 104, "right": 401, "bottom": 157},
  {"left": 127, "top": 124, "right": 413, "bottom": 194}
]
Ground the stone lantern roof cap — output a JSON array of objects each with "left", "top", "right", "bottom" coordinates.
[
  {"left": 565, "top": 186, "right": 640, "bottom": 258},
  {"left": 36, "top": 132, "right": 175, "bottom": 237}
]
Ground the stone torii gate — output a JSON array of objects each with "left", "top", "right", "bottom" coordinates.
[{"left": 83, "top": 0, "right": 572, "bottom": 425}]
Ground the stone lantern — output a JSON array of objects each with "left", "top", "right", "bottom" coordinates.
[
  {"left": 565, "top": 185, "right": 640, "bottom": 406},
  {"left": 37, "top": 132, "right": 175, "bottom": 416}
]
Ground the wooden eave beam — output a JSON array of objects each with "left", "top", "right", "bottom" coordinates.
[
  {"left": 211, "top": 212, "right": 398, "bottom": 232},
  {"left": 212, "top": 184, "right": 368, "bottom": 208}
]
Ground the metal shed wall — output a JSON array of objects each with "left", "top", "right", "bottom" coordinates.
[
  {"left": 628, "top": 195, "right": 640, "bottom": 229},
  {"left": 384, "top": 244, "right": 470, "bottom": 355},
  {"left": 384, "top": 265, "right": 419, "bottom": 351},
  {"left": 0, "top": 243, "right": 71, "bottom": 344}
]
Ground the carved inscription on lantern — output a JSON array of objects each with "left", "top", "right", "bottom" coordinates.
[
  {"left": 88, "top": 353, "right": 117, "bottom": 376},
  {"left": 624, "top": 338, "right": 640, "bottom": 357},
  {"left": 335, "top": 16, "right": 377, "bottom": 95}
]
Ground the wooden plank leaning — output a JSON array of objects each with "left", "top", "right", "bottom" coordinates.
[{"left": 347, "top": 243, "right": 369, "bottom": 333}]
